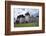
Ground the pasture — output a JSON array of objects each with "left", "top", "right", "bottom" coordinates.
[{"left": 14, "top": 22, "right": 39, "bottom": 27}]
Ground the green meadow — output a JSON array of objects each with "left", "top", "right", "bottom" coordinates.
[{"left": 14, "top": 22, "right": 39, "bottom": 27}]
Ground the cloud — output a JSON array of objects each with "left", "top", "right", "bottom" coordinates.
[{"left": 14, "top": 8, "right": 39, "bottom": 18}]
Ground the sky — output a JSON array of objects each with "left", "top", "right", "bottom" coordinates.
[{"left": 14, "top": 8, "right": 39, "bottom": 19}]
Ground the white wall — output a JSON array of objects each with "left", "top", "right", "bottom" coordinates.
[
  {"left": 0, "top": 0, "right": 5, "bottom": 36},
  {"left": 0, "top": 0, "right": 46, "bottom": 36}
]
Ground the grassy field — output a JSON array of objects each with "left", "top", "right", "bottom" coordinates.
[{"left": 14, "top": 22, "right": 39, "bottom": 27}]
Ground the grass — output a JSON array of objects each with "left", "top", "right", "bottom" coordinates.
[{"left": 14, "top": 22, "right": 39, "bottom": 27}]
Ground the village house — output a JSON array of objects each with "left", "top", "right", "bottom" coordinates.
[
  {"left": 16, "top": 15, "right": 25, "bottom": 24},
  {"left": 25, "top": 12, "right": 30, "bottom": 23}
]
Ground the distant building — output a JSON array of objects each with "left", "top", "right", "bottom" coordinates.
[
  {"left": 14, "top": 12, "right": 39, "bottom": 24},
  {"left": 16, "top": 15, "right": 25, "bottom": 24},
  {"left": 25, "top": 12, "right": 30, "bottom": 23}
]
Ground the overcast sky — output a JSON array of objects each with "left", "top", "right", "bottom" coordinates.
[{"left": 14, "top": 8, "right": 39, "bottom": 19}]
